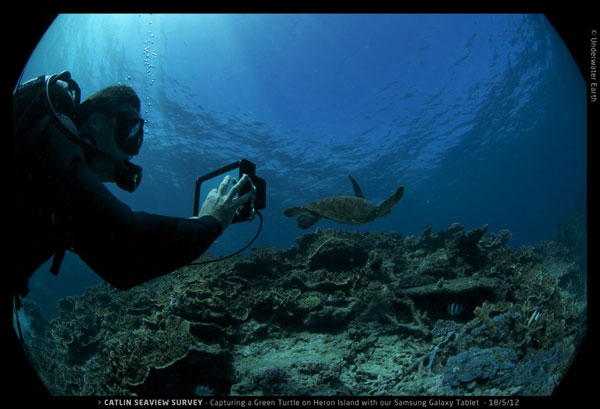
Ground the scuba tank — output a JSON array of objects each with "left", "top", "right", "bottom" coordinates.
[{"left": 13, "top": 72, "right": 81, "bottom": 137}]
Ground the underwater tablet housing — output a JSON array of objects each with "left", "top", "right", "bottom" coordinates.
[{"left": 193, "top": 159, "right": 266, "bottom": 224}]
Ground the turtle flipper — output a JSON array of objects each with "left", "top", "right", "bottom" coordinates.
[
  {"left": 378, "top": 186, "right": 404, "bottom": 216},
  {"left": 297, "top": 212, "right": 321, "bottom": 229},
  {"left": 285, "top": 207, "right": 321, "bottom": 228},
  {"left": 348, "top": 175, "right": 364, "bottom": 198},
  {"left": 283, "top": 207, "right": 304, "bottom": 217}
]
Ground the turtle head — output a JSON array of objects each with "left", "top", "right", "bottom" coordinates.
[{"left": 377, "top": 186, "right": 404, "bottom": 216}]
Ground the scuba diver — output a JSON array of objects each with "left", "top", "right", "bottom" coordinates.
[
  {"left": 12, "top": 72, "right": 252, "bottom": 294},
  {"left": 10, "top": 72, "right": 252, "bottom": 394}
]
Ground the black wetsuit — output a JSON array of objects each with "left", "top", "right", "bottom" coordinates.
[{"left": 11, "top": 114, "right": 223, "bottom": 297}]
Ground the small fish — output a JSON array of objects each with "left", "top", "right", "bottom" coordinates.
[
  {"left": 527, "top": 310, "right": 541, "bottom": 326},
  {"left": 448, "top": 302, "right": 465, "bottom": 317}
]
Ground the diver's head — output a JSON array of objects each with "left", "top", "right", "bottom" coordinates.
[{"left": 75, "top": 86, "right": 144, "bottom": 182}]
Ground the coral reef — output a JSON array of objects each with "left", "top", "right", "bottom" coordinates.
[{"left": 20, "top": 223, "right": 586, "bottom": 396}]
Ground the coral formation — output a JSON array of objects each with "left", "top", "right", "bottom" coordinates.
[{"left": 20, "top": 222, "right": 586, "bottom": 396}]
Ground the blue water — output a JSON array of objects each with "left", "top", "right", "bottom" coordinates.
[{"left": 18, "top": 14, "right": 587, "bottom": 316}]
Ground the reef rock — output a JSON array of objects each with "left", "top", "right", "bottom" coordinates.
[{"left": 20, "top": 223, "right": 586, "bottom": 396}]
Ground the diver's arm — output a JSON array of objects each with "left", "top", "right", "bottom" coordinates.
[
  {"left": 74, "top": 209, "right": 224, "bottom": 290},
  {"left": 48, "top": 124, "right": 224, "bottom": 290}
]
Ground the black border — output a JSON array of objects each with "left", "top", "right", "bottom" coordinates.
[{"left": 7, "top": 8, "right": 595, "bottom": 406}]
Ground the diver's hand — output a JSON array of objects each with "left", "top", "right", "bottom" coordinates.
[{"left": 196, "top": 174, "right": 253, "bottom": 231}]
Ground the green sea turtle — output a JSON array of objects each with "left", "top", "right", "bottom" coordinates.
[{"left": 283, "top": 175, "right": 405, "bottom": 229}]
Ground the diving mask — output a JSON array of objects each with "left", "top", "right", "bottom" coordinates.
[{"left": 114, "top": 111, "right": 144, "bottom": 157}]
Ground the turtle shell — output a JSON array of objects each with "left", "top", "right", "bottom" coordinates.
[{"left": 302, "top": 196, "right": 378, "bottom": 225}]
